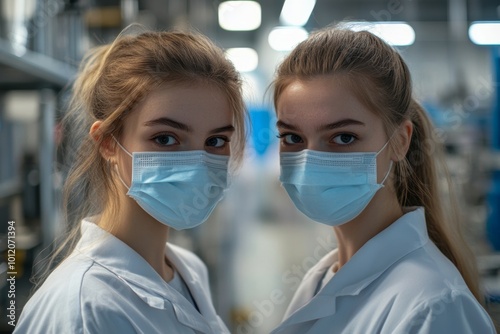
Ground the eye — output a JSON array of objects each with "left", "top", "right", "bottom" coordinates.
[
  {"left": 278, "top": 133, "right": 304, "bottom": 145},
  {"left": 206, "top": 137, "right": 228, "bottom": 148},
  {"left": 154, "top": 134, "right": 178, "bottom": 146},
  {"left": 332, "top": 134, "right": 356, "bottom": 145}
]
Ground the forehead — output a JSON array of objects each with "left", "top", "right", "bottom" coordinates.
[
  {"left": 126, "top": 81, "right": 232, "bottom": 127},
  {"left": 276, "top": 75, "right": 379, "bottom": 126}
]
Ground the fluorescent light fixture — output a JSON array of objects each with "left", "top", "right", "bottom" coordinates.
[
  {"left": 226, "top": 48, "right": 259, "bottom": 72},
  {"left": 268, "top": 26, "right": 309, "bottom": 51},
  {"left": 469, "top": 22, "right": 500, "bottom": 45},
  {"left": 280, "top": 0, "right": 316, "bottom": 26},
  {"left": 218, "top": 1, "right": 261, "bottom": 31},
  {"left": 350, "top": 22, "right": 415, "bottom": 46}
]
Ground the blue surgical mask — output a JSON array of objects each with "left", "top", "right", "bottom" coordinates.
[
  {"left": 279, "top": 140, "right": 392, "bottom": 226},
  {"left": 113, "top": 138, "right": 229, "bottom": 230}
]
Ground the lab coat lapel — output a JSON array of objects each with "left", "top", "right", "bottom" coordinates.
[
  {"left": 276, "top": 250, "right": 338, "bottom": 332},
  {"left": 282, "top": 249, "right": 338, "bottom": 320},
  {"left": 166, "top": 244, "right": 220, "bottom": 333}
]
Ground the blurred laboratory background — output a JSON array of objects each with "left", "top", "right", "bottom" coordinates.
[{"left": 1, "top": 0, "right": 500, "bottom": 333}]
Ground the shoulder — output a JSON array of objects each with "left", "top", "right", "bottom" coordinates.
[
  {"left": 16, "top": 253, "right": 140, "bottom": 334},
  {"left": 393, "top": 290, "right": 496, "bottom": 333},
  {"left": 381, "top": 240, "right": 467, "bottom": 295},
  {"left": 379, "top": 244, "right": 495, "bottom": 332},
  {"left": 15, "top": 254, "right": 94, "bottom": 333}
]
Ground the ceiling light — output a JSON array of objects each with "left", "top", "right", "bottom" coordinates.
[
  {"left": 218, "top": 1, "right": 261, "bottom": 31},
  {"left": 280, "top": 0, "right": 316, "bottom": 26},
  {"left": 350, "top": 22, "right": 415, "bottom": 46},
  {"left": 268, "top": 26, "right": 309, "bottom": 51},
  {"left": 226, "top": 48, "right": 259, "bottom": 72},
  {"left": 469, "top": 22, "right": 500, "bottom": 45}
]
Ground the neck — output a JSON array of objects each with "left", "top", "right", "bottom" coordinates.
[
  {"left": 99, "top": 190, "right": 173, "bottom": 282},
  {"left": 333, "top": 187, "right": 403, "bottom": 270}
]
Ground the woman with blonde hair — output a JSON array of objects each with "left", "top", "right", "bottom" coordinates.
[
  {"left": 15, "top": 28, "right": 246, "bottom": 333},
  {"left": 272, "top": 26, "right": 496, "bottom": 333}
]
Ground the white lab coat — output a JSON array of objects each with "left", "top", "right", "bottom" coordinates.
[
  {"left": 271, "top": 207, "right": 497, "bottom": 334},
  {"left": 14, "top": 220, "right": 229, "bottom": 334}
]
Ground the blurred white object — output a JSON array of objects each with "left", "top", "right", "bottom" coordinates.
[
  {"left": 469, "top": 22, "right": 500, "bottom": 45},
  {"left": 280, "top": 0, "right": 316, "bottom": 26},
  {"left": 349, "top": 21, "right": 416, "bottom": 46},
  {"left": 226, "top": 48, "right": 258, "bottom": 72},
  {"left": 218, "top": 1, "right": 261, "bottom": 31},
  {"left": 268, "top": 26, "right": 308, "bottom": 51}
]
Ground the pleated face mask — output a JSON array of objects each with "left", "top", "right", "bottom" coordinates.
[
  {"left": 113, "top": 138, "right": 229, "bottom": 230},
  {"left": 279, "top": 140, "right": 392, "bottom": 226}
]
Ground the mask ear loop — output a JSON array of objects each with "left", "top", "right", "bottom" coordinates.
[
  {"left": 376, "top": 133, "right": 396, "bottom": 186},
  {"left": 111, "top": 135, "right": 132, "bottom": 190},
  {"left": 114, "top": 165, "right": 131, "bottom": 191},
  {"left": 112, "top": 135, "right": 133, "bottom": 157},
  {"left": 380, "top": 160, "right": 393, "bottom": 186},
  {"left": 375, "top": 135, "right": 393, "bottom": 157}
]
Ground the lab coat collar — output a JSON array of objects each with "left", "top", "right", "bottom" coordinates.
[
  {"left": 166, "top": 243, "right": 224, "bottom": 332},
  {"left": 76, "top": 220, "right": 214, "bottom": 333},
  {"left": 280, "top": 207, "right": 428, "bottom": 328}
]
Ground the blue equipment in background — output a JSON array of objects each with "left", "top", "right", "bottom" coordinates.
[
  {"left": 249, "top": 107, "right": 274, "bottom": 159},
  {"left": 487, "top": 46, "right": 500, "bottom": 251}
]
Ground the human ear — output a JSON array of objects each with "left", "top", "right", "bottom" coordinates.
[
  {"left": 392, "top": 119, "right": 413, "bottom": 162},
  {"left": 89, "top": 121, "right": 116, "bottom": 161}
]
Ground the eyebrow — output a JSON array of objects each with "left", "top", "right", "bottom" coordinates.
[
  {"left": 143, "top": 117, "right": 234, "bottom": 135},
  {"left": 317, "top": 119, "right": 365, "bottom": 131},
  {"left": 276, "top": 118, "right": 365, "bottom": 132},
  {"left": 209, "top": 125, "right": 235, "bottom": 135},
  {"left": 144, "top": 117, "right": 192, "bottom": 132},
  {"left": 276, "top": 120, "right": 299, "bottom": 131}
]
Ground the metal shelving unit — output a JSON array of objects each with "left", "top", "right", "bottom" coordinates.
[
  {"left": 0, "top": 38, "right": 75, "bottom": 89},
  {"left": 0, "top": 37, "right": 76, "bottom": 247}
]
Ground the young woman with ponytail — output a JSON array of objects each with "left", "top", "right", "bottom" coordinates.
[
  {"left": 271, "top": 27, "right": 496, "bottom": 333},
  {"left": 15, "top": 28, "right": 246, "bottom": 333}
]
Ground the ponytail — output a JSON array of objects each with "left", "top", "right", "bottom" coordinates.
[
  {"left": 31, "top": 44, "right": 115, "bottom": 291},
  {"left": 395, "top": 99, "right": 482, "bottom": 303}
]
